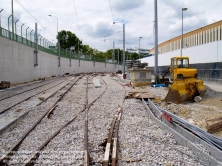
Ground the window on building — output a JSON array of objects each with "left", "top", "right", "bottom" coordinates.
[
  {"left": 216, "top": 29, "right": 218, "bottom": 41},
  {"left": 220, "top": 26, "right": 222, "bottom": 40},
  {"left": 202, "top": 32, "right": 203, "bottom": 44}
]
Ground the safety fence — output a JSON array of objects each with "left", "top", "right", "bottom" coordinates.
[{"left": 0, "top": 8, "right": 119, "bottom": 65}]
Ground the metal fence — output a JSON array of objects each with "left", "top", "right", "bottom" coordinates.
[{"left": 0, "top": 8, "right": 117, "bottom": 64}]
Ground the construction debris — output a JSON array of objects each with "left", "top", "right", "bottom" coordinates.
[
  {"left": 206, "top": 117, "right": 222, "bottom": 133},
  {"left": 125, "top": 89, "right": 155, "bottom": 99},
  {"left": 92, "top": 77, "right": 101, "bottom": 88},
  {"left": 0, "top": 81, "right": 10, "bottom": 89}
]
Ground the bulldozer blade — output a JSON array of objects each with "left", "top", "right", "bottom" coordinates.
[
  {"left": 164, "top": 78, "right": 206, "bottom": 104},
  {"left": 164, "top": 89, "right": 189, "bottom": 104}
]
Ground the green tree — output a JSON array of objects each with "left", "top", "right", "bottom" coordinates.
[{"left": 57, "top": 30, "right": 82, "bottom": 51}]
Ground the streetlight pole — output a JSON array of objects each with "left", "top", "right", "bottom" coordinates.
[
  {"left": 113, "top": 41, "right": 115, "bottom": 73},
  {"left": 154, "top": 0, "right": 158, "bottom": 76},
  {"left": 123, "top": 24, "right": 125, "bottom": 76},
  {"left": 181, "top": 8, "right": 188, "bottom": 57},
  {"left": 113, "top": 21, "right": 125, "bottom": 76},
  {"left": 139, "top": 37, "right": 142, "bottom": 59},
  {"left": 48, "top": 15, "right": 59, "bottom": 66},
  {"left": 118, "top": 49, "right": 119, "bottom": 71}
]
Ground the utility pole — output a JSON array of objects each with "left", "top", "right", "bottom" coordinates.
[
  {"left": 113, "top": 41, "right": 115, "bottom": 73},
  {"left": 118, "top": 49, "right": 119, "bottom": 71},
  {"left": 123, "top": 24, "right": 125, "bottom": 75},
  {"left": 154, "top": 0, "right": 158, "bottom": 76}
]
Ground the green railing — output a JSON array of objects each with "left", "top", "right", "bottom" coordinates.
[{"left": 0, "top": 27, "right": 121, "bottom": 64}]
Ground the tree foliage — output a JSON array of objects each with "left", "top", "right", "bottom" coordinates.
[
  {"left": 56, "top": 30, "right": 142, "bottom": 62},
  {"left": 57, "top": 30, "right": 82, "bottom": 51}
]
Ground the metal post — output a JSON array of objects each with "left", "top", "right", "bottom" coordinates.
[
  {"left": 154, "top": 0, "right": 158, "bottom": 76},
  {"left": 37, "top": 34, "right": 40, "bottom": 45},
  {"left": 8, "top": 15, "right": 12, "bottom": 31},
  {"left": 34, "top": 23, "right": 38, "bottom": 67},
  {"left": 123, "top": 24, "right": 125, "bottom": 75},
  {"left": 58, "top": 42, "right": 60, "bottom": 67},
  {"left": 139, "top": 37, "right": 142, "bottom": 59},
  {"left": 118, "top": 49, "right": 119, "bottom": 71},
  {"left": 70, "top": 48, "right": 71, "bottom": 67},
  {"left": 48, "top": 15, "right": 59, "bottom": 65},
  {"left": 113, "top": 41, "right": 115, "bottom": 73},
  {"left": 15, "top": 19, "right": 19, "bottom": 35},
  {"left": 40, "top": 36, "right": 43, "bottom": 46},
  {"left": 12, "top": 0, "right": 14, "bottom": 38},
  {"left": 30, "top": 30, "right": 33, "bottom": 41},
  {"left": 21, "top": 23, "right": 24, "bottom": 37},
  {"left": 78, "top": 41, "right": 79, "bottom": 57},
  {"left": 181, "top": 8, "right": 188, "bottom": 57},
  {"left": 0, "top": 9, "right": 3, "bottom": 28},
  {"left": 43, "top": 38, "right": 45, "bottom": 47},
  {"left": 26, "top": 27, "right": 29, "bottom": 39}
]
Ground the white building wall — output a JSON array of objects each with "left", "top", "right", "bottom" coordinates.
[
  {"left": 0, "top": 36, "right": 122, "bottom": 84},
  {"left": 141, "top": 40, "right": 222, "bottom": 67}
]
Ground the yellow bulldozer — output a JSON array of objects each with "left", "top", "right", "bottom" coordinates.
[{"left": 164, "top": 56, "right": 206, "bottom": 104}]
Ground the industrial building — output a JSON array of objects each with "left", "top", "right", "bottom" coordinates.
[{"left": 142, "top": 20, "right": 222, "bottom": 82}]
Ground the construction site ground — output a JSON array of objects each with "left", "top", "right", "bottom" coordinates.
[{"left": 139, "top": 81, "right": 222, "bottom": 138}]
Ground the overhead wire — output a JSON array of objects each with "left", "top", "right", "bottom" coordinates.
[
  {"left": 109, "top": 0, "right": 114, "bottom": 23},
  {"left": 104, "top": 0, "right": 115, "bottom": 38},
  {"left": 14, "top": 0, "right": 55, "bottom": 37},
  {"left": 72, "top": 0, "right": 82, "bottom": 39}
]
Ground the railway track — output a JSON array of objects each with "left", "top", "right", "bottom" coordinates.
[
  {"left": 0, "top": 74, "right": 110, "bottom": 165},
  {"left": 83, "top": 74, "right": 126, "bottom": 166},
  {"left": 0, "top": 77, "right": 62, "bottom": 102},
  {"left": 0, "top": 77, "right": 70, "bottom": 115},
  {"left": 0, "top": 76, "right": 81, "bottom": 165}
]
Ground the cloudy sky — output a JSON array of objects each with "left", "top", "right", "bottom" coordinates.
[{"left": 0, "top": 0, "right": 221, "bottom": 52}]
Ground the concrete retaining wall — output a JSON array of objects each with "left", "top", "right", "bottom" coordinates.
[{"left": 0, "top": 36, "right": 122, "bottom": 84}]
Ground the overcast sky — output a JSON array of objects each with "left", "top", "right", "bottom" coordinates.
[{"left": 0, "top": 0, "right": 221, "bottom": 52}]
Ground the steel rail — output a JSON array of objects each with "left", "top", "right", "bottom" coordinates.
[
  {"left": 84, "top": 76, "right": 89, "bottom": 166},
  {"left": 0, "top": 76, "right": 81, "bottom": 165},
  {"left": 0, "top": 77, "right": 62, "bottom": 102},
  {"left": 103, "top": 113, "right": 118, "bottom": 166},
  {"left": 111, "top": 107, "right": 123, "bottom": 166},
  {"left": 26, "top": 76, "right": 108, "bottom": 166},
  {"left": 24, "top": 115, "right": 78, "bottom": 166},
  {"left": 0, "top": 78, "right": 68, "bottom": 115},
  {"left": 84, "top": 76, "right": 108, "bottom": 166}
]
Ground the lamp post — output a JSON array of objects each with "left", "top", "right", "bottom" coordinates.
[
  {"left": 48, "top": 14, "right": 60, "bottom": 66},
  {"left": 113, "top": 21, "right": 125, "bottom": 76},
  {"left": 139, "top": 37, "right": 142, "bottom": 59},
  {"left": 181, "top": 8, "right": 188, "bottom": 56}
]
